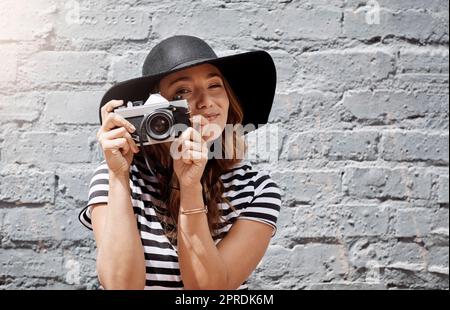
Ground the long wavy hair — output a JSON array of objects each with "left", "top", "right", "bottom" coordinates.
[{"left": 141, "top": 71, "right": 246, "bottom": 243}]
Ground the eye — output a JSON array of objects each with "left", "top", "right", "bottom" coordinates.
[
  {"left": 176, "top": 88, "right": 190, "bottom": 94},
  {"left": 172, "top": 88, "right": 190, "bottom": 100},
  {"left": 209, "top": 84, "right": 222, "bottom": 89}
]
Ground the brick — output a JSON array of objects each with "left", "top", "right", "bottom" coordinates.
[
  {"left": 394, "top": 208, "right": 432, "bottom": 237},
  {"left": 1, "top": 208, "right": 90, "bottom": 242},
  {"left": 268, "top": 92, "right": 301, "bottom": 123},
  {"left": 3, "top": 132, "right": 91, "bottom": 167},
  {"left": 299, "top": 91, "right": 344, "bottom": 129},
  {"left": 428, "top": 246, "right": 449, "bottom": 275},
  {"left": 396, "top": 73, "right": 449, "bottom": 91},
  {"left": 328, "top": 131, "right": 380, "bottom": 161},
  {"left": 223, "top": 0, "right": 344, "bottom": 10},
  {"left": 260, "top": 7, "right": 342, "bottom": 40},
  {"left": 0, "top": 0, "right": 55, "bottom": 41},
  {"left": 0, "top": 45, "right": 17, "bottom": 82},
  {"left": 110, "top": 52, "right": 148, "bottom": 83},
  {"left": 271, "top": 206, "right": 296, "bottom": 247},
  {"left": 255, "top": 245, "right": 291, "bottom": 280},
  {"left": 0, "top": 93, "right": 44, "bottom": 123},
  {"left": 54, "top": 132, "right": 92, "bottom": 163},
  {"left": 343, "top": 167, "right": 432, "bottom": 200},
  {"left": 21, "top": 51, "right": 109, "bottom": 84},
  {"left": 290, "top": 244, "right": 348, "bottom": 282},
  {"left": 294, "top": 205, "right": 389, "bottom": 239},
  {"left": 254, "top": 240, "right": 360, "bottom": 288},
  {"left": 343, "top": 8, "right": 448, "bottom": 43},
  {"left": 345, "top": 0, "right": 448, "bottom": 12},
  {"left": 62, "top": 246, "right": 98, "bottom": 282},
  {"left": 309, "top": 282, "right": 386, "bottom": 290},
  {"left": 296, "top": 49, "right": 394, "bottom": 91},
  {"left": 55, "top": 6, "right": 151, "bottom": 41},
  {"left": 0, "top": 169, "right": 55, "bottom": 204},
  {"left": 28, "top": 281, "right": 83, "bottom": 290},
  {"left": 383, "top": 268, "right": 448, "bottom": 289},
  {"left": 245, "top": 124, "right": 283, "bottom": 162},
  {"left": 341, "top": 90, "right": 448, "bottom": 122},
  {"left": 381, "top": 131, "right": 449, "bottom": 164},
  {"left": 398, "top": 48, "right": 449, "bottom": 74},
  {"left": 437, "top": 175, "right": 449, "bottom": 204},
  {"left": 269, "top": 91, "right": 343, "bottom": 130},
  {"left": 299, "top": 91, "right": 341, "bottom": 118},
  {"left": 0, "top": 275, "right": 99, "bottom": 290},
  {"left": 348, "top": 239, "right": 388, "bottom": 269},
  {"left": 272, "top": 170, "right": 342, "bottom": 204},
  {"left": 268, "top": 51, "right": 297, "bottom": 91},
  {"left": 350, "top": 238, "right": 430, "bottom": 276},
  {"left": 296, "top": 0, "right": 344, "bottom": 8},
  {"left": 152, "top": 7, "right": 247, "bottom": 40},
  {"left": 56, "top": 169, "right": 92, "bottom": 203},
  {"left": 3, "top": 132, "right": 54, "bottom": 166},
  {"left": 62, "top": 258, "right": 83, "bottom": 287},
  {"left": 287, "top": 130, "right": 379, "bottom": 161},
  {"left": 428, "top": 266, "right": 449, "bottom": 275},
  {"left": 387, "top": 242, "right": 427, "bottom": 271},
  {"left": 431, "top": 207, "right": 449, "bottom": 235},
  {"left": 292, "top": 206, "right": 333, "bottom": 239},
  {"left": 44, "top": 91, "right": 104, "bottom": 125},
  {"left": 286, "top": 133, "right": 319, "bottom": 160},
  {"left": 0, "top": 249, "right": 64, "bottom": 278}
]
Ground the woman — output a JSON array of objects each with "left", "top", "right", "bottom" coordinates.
[{"left": 78, "top": 35, "right": 281, "bottom": 290}]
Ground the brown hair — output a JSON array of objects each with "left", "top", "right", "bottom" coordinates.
[{"left": 143, "top": 71, "right": 246, "bottom": 244}]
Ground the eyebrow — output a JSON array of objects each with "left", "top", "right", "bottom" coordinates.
[{"left": 168, "top": 72, "right": 221, "bottom": 88}]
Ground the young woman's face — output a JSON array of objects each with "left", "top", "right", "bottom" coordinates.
[{"left": 159, "top": 64, "right": 229, "bottom": 140}]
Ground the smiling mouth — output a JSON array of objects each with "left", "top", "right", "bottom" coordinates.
[{"left": 205, "top": 114, "right": 220, "bottom": 121}]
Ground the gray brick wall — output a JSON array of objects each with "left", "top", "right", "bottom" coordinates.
[{"left": 0, "top": 0, "right": 448, "bottom": 290}]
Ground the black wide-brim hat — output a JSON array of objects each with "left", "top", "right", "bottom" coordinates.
[{"left": 99, "top": 35, "right": 277, "bottom": 128}]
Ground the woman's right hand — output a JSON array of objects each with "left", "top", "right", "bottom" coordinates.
[{"left": 97, "top": 100, "right": 140, "bottom": 176}]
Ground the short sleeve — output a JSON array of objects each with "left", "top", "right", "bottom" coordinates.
[
  {"left": 78, "top": 161, "right": 110, "bottom": 230},
  {"left": 238, "top": 172, "right": 281, "bottom": 237}
]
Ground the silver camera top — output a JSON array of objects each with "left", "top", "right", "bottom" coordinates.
[{"left": 115, "top": 99, "right": 189, "bottom": 118}]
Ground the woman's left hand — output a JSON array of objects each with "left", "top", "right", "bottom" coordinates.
[{"left": 172, "top": 115, "right": 211, "bottom": 188}]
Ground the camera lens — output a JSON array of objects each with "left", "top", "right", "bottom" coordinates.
[
  {"left": 145, "top": 110, "right": 173, "bottom": 141},
  {"left": 152, "top": 117, "right": 168, "bottom": 133}
]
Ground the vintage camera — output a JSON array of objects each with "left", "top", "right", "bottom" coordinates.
[{"left": 114, "top": 95, "right": 191, "bottom": 146}]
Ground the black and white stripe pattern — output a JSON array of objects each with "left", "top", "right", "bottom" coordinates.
[{"left": 79, "top": 158, "right": 281, "bottom": 290}]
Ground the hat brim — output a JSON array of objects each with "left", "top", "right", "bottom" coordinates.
[{"left": 99, "top": 51, "right": 276, "bottom": 129}]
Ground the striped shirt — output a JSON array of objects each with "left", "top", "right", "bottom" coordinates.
[{"left": 78, "top": 157, "right": 281, "bottom": 290}]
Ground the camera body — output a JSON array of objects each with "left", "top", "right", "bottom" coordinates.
[{"left": 114, "top": 98, "right": 191, "bottom": 146}]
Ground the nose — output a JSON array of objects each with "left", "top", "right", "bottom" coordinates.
[{"left": 192, "top": 91, "right": 213, "bottom": 111}]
